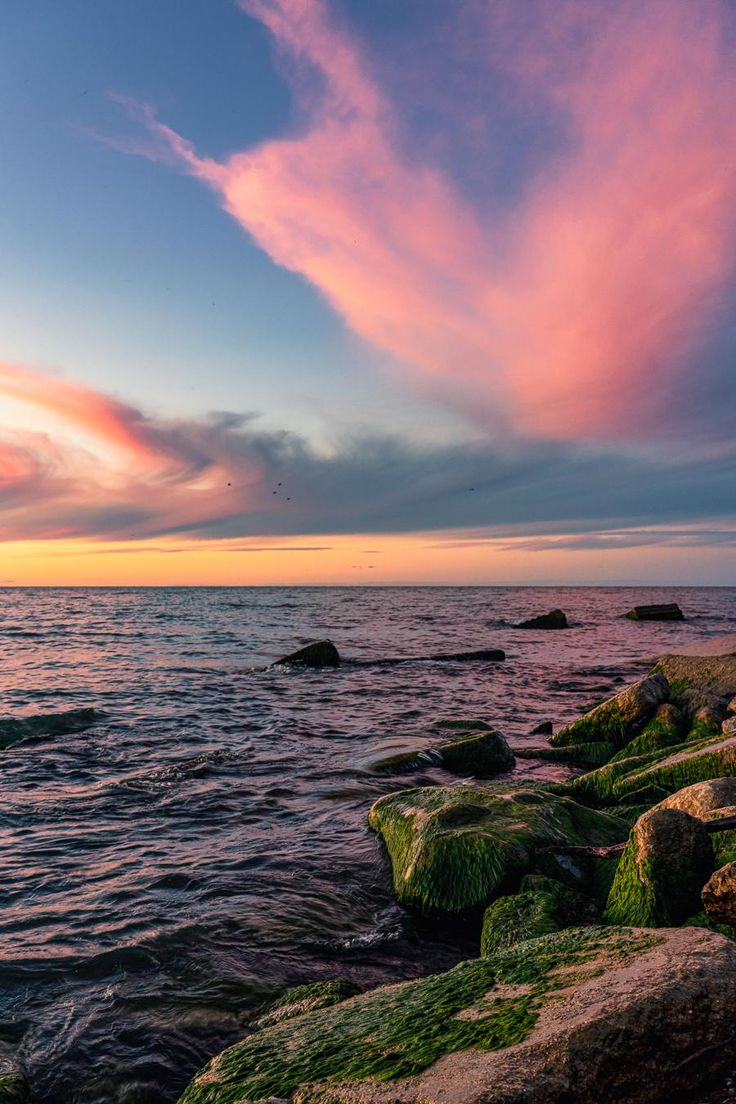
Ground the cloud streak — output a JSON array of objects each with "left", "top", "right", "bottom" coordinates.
[
  {"left": 119, "top": 0, "right": 736, "bottom": 443},
  {"left": 1, "top": 363, "right": 734, "bottom": 545}
]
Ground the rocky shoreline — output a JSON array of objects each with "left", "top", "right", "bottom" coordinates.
[{"left": 177, "top": 636, "right": 736, "bottom": 1104}]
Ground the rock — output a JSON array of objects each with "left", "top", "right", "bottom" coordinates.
[
  {"left": 612, "top": 730, "right": 736, "bottom": 803},
  {"left": 604, "top": 807, "right": 713, "bottom": 926},
  {"left": 609, "top": 702, "right": 686, "bottom": 761},
  {"left": 370, "top": 731, "right": 513, "bottom": 778},
  {"left": 530, "top": 720, "right": 553, "bottom": 736},
  {"left": 729, "top": 695, "right": 736, "bottom": 714},
  {"left": 657, "top": 778, "right": 736, "bottom": 818},
  {"left": 369, "top": 786, "right": 628, "bottom": 914},
  {"left": 515, "top": 742, "right": 618, "bottom": 767},
  {"left": 702, "top": 862, "right": 736, "bottom": 928},
  {"left": 724, "top": 716, "right": 736, "bottom": 735},
  {"left": 0, "top": 1052, "right": 30, "bottom": 1104},
  {"left": 274, "top": 640, "right": 340, "bottom": 668},
  {"left": 516, "top": 609, "right": 568, "bottom": 630},
  {"left": 254, "top": 979, "right": 360, "bottom": 1031},
  {"left": 549, "top": 672, "right": 669, "bottom": 749},
  {"left": 625, "top": 602, "right": 685, "bottom": 621},
  {"left": 176, "top": 926, "right": 736, "bottom": 1104},
  {"left": 480, "top": 875, "right": 584, "bottom": 955},
  {"left": 655, "top": 652, "right": 736, "bottom": 702},
  {"left": 436, "top": 730, "right": 515, "bottom": 776},
  {"left": 0, "top": 707, "right": 101, "bottom": 750},
  {"left": 423, "top": 649, "right": 505, "bottom": 663}
]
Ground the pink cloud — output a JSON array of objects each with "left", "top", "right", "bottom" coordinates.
[{"left": 126, "top": 0, "right": 736, "bottom": 441}]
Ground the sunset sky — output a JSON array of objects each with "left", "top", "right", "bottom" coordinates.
[{"left": 1, "top": 0, "right": 735, "bottom": 584}]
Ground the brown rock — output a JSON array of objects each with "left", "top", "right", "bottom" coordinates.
[
  {"left": 702, "top": 862, "right": 736, "bottom": 927},
  {"left": 658, "top": 779, "right": 736, "bottom": 818}
]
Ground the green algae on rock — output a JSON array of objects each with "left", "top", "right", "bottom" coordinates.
[
  {"left": 604, "top": 807, "right": 713, "bottom": 927},
  {"left": 515, "top": 740, "right": 618, "bottom": 767},
  {"left": 369, "top": 786, "right": 628, "bottom": 914},
  {"left": 0, "top": 1054, "right": 30, "bottom": 1104},
  {"left": 609, "top": 702, "right": 686, "bottom": 762},
  {"left": 176, "top": 927, "right": 657, "bottom": 1104},
  {"left": 548, "top": 673, "right": 669, "bottom": 750},
  {"left": 480, "top": 875, "right": 585, "bottom": 955},
  {"left": 612, "top": 731, "right": 736, "bottom": 803},
  {"left": 0, "top": 707, "right": 101, "bottom": 750},
  {"left": 177, "top": 927, "right": 736, "bottom": 1104},
  {"left": 254, "top": 979, "right": 360, "bottom": 1031}
]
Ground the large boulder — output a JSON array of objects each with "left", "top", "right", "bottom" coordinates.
[
  {"left": 625, "top": 603, "right": 684, "bottom": 621},
  {"left": 274, "top": 640, "right": 341, "bottom": 668},
  {"left": 604, "top": 807, "right": 713, "bottom": 927},
  {"left": 369, "top": 786, "right": 628, "bottom": 914},
  {"left": 658, "top": 778, "right": 736, "bottom": 818},
  {"left": 549, "top": 673, "right": 669, "bottom": 749},
  {"left": 612, "top": 731, "right": 736, "bottom": 803},
  {"left": 177, "top": 926, "right": 736, "bottom": 1104},
  {"left": 516, "top": 609, "right": 568, "bottom": 629},
  {"left": 702, "top": 862, "right": 736, "bottom": 928},
  {"left": 0, "top": 707, "right": 101, "bottom": 750},
  {"left": 609, "top": 702, "right": 686, "bottom": 761}
]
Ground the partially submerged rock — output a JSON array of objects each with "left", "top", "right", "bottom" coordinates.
[
  {"left": 625, "top": 602, "right": 684, "bottom": 621},
  {"left": 274, "top": 640, "right": 341, "bottom": 668},
  {"left": 177, "top": 926, "right": 736, "bottom": 1104},
  {"left": 702, "top": 862, "right": 736, "bottom": 928},
  {"left": 516, "top": 609, "right": 568, "bottom": 630},
  {"left": 0, "top": 707, "right": 101, "bottom": 750},
  {"left": 549, "top": 673, "right": 669, "bottom": 750},
  {"left": 368, "top": 786, "right": 628, "bottom": 914},
  {"left": 369, "top": 730, "right": 514, "bottom": 778},
  {"left": 604, "top": 807, "right": 713, "bottom": 927},
  {"left": 436, "top": 730, "right": 515, "bottom": 776},
  {"left": 254, "top": 979, "right": 359, "bottom": 1031}
]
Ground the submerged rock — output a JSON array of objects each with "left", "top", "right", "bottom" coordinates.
[
  {"left": 177, "top": 926, "right": 736, "bottom": 1104},
  {"left": 516, "top": 608, "right": 568, "bottom": 629},
  {"left": 604, "top": 807, "right": 713, "bottom": 927},
  {"left": 0, "top": 707, "right": 101, "bottom": 750},
  {"left": 274, "top": 640, "right": 341, "bottom": 668},
  {"left": 549, "top": 672, "right": 669, "bottom": 750},
  {"left": 702, "top": 862, "right": 736, "bottom": 928},
  {"left": 369, "top": 786, "right": 627, "bottom": 914},
  {"left": 254, "top": 979, "right": 360, "bottom": 1031},
  {"left": 625, "top": 602, "right": 685, "bottom": 621}
]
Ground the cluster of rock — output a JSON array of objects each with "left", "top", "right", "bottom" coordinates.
[{"left": 177, "top": 645, "right": 736, "bottom": 1104}]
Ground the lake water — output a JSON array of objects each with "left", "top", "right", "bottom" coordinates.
[{"left": 1, "top": 585, "right": 734, "bottom": 1103}]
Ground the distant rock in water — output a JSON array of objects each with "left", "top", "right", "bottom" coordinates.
[
  {"left": 530, "top": 720, "right": 553, "bottom": 736},
  {"left": 516, "top": 609, "right": 568, "bottom": 629},
  {"left": 370, "top": 648, "right": 505, "bottom": 666},
  {"left": 0, "top": 707, "right": 101, "bottom": 750},
  {"left": 625, "top": 602, "right": 685, "bottom": 621},
  {"left": 275, "top": 640, "right": 341, "bottom": 668}
]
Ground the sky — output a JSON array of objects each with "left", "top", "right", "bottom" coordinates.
[{"left": 1, "top": 0, "right": 735, "bottom": 585}]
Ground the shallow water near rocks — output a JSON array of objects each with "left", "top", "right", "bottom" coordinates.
[{"left": 0, "top": 585, "right": 734, "bottom": 1103}]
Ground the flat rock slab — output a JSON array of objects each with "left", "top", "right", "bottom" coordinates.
[{"left": 177, "top": 926, "right": 736, "bottom": 1104}]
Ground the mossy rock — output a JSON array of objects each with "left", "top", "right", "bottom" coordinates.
[
  {"left": 480, "top": 876, "right": 585, "bottom": 955},
  {"left": 612, "top": 731, "right": 736, "bottom": 803},
  {"left": 253, "top": 979, "right": 360, "bottom": 1031},
  {"left": 604, "top": 807, "right": 713, "bottom": 927},
  {"left": 177, "top": 926, "right": 660, "bottom": 1104},
  {"left": 0, "top": 1056, "right": 30, "bottom": 1104},
  {"left": 0, "top": 707, "right": 101, "bottom": 750},
  {"left": 609, "top": 702, "right": 686, "bottom": 762},
  {"left": 549, "top": 673, "right": 669, "bottom": 750},
  {"left": 515, "top": 742, "right": 617, "bottom": 767},
  {"left": 557, "top": 754, "right": 657, "bottom": 807},
  {"left": 369, "top": 786, "right": 628, "bottom": 914}
]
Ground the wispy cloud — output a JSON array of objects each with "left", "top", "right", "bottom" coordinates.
[
  {"left": 1, "top": 363, "right": 734, "bottom": 544},
  {"left": 115, "top": 0, "right": 736, "bottom": 443}
]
